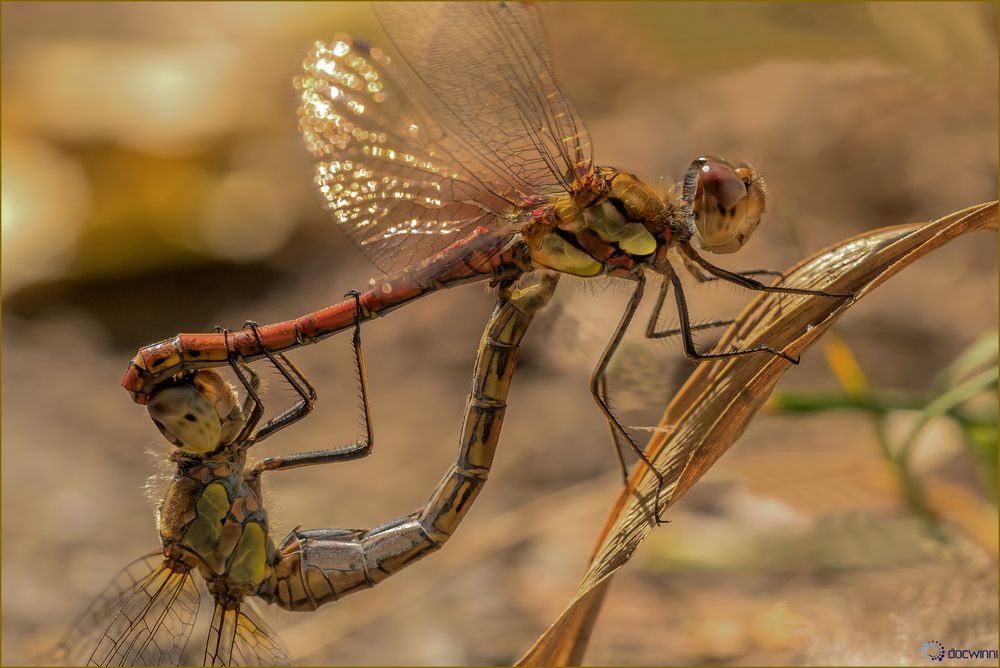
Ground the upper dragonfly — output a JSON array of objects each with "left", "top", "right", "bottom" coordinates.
[{"left": 122, "top": 2, "right": 850, "bottom": 520}]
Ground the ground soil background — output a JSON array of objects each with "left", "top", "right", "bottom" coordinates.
[{"left": 3, "top": 2, "right": 998, "bottom": 665}]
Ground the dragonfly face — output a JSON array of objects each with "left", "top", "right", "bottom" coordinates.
[
  {"left": 147, "top": 370, "right": 243, "bottom": 454},
  {"left": 686, "top": 157, "right": 767, "bottom": 255},
  {"left": 529, "top": 157, "right": 768, "bottom": 278}
]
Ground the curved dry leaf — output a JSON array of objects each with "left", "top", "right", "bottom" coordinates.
[{"left": 516, "top": 200, "right": 998, "bottom": 666}]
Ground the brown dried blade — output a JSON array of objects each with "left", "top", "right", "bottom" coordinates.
[{"left": 516, "top": 200, "right": 998, "bottom": 666}]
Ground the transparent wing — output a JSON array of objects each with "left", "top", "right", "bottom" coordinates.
[
  {"left": 50, "top": 553, "right": 162, "bottom": 665},
  {"left": 204, "top": 600, "right": 291, "bottom": 666},
  {"left": 297, "top": 36, "right": 510, "bottom": 272},
  {"left": 295, "top": 2, "right": 591, "bottom": 272},
  {"left": 373, "top": 2, "right": 593, "bottom": 192},
  {"left": 52, "top": 553, "right": 200, "bottom": 666}
]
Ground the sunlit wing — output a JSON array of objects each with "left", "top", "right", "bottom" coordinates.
[
  {"left": 52, "top": 553, "right": 200, "bottom": 666},
  {"left": 374, "top": 2, "right": 593, "bottom": 193},
  {"left": 295, "top": 2, "right": 592, "bottom": 272},
  {"left": 204, "top": 600, "right": 291, "bottom": 666},
  {"left": 297, "top": 37, "right": 507, "bottom": 273}
]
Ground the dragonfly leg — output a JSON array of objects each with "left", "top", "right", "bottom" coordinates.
[
  {"left": 250, "top": 291, "right": 373, "bottom": 472},
  {"left": 645, "top": 275, "right": 735, "bottom": 340},
  {"left": 236, "top": 359, "right": 262, "bottom": 415},
  {"left": 588, "top": 273, "right": 670, "bottom": 525},
  {"left": 677, "top": 250, "right": 784, "bottom": 285},
  {"left": 262, "top": 276, "right": 558, "bottom": 610},
  {"left": 668, "top": 269, "right": 799, "bottom": 364},
  {"left": 211, "top": 325, "right": 260, "bottom": 411},
  {"left": 597, "top": 374, "right": 630, "bottom": 487},
  {"left": 647, "top": 258, "right": 789, "bottom": 338},
  {"left": 696, "top": 269, "right": 785, "bottom": 283},
  {"left": 241, "top": 320, "right": 317, "bottom": 445},
  {"left": 680, "top": 242, "right": 854, "bottom": 299},
  {"left": 219, "top": 346, "right": 262, "bottom": 420},
  {"left": 216, "top": 326, "right": 267, "bottom": 445}
]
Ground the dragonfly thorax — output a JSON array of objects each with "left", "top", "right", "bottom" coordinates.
[
  {"left": 159, "top": 454, "right": 274, "bottom": 593},
  {"left": 524, "top": 169, "right": 675, "bottom": 278}
]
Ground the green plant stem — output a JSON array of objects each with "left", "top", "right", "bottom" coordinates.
[
  {"left": 771, "top": 376, "right": 998, "bottom": 541},
  {"left": 769, "top": 390, "right": 993, "bottom": 431},
  {"left": 897, "top": 366, "right": 999, "bottom": 463},
  {"left": 865, "top": 406, "right": 944, "bottom": 539},
  {"left": 769, "top": 390, "right": 922, "bottom": 413}
]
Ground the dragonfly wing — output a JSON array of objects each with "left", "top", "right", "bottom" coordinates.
[
  {"left": 298, "top": 36, "right": 510, "bottom": 272},
  {"left": 297, "top": 2, "right": 592, "bottom": 273},
  {"left": 52, "top": 553, "right": 200, "bottom": 666},
  {"left": 50, "top": 553, "right": 161, "bottom": 665},
  {"left": 91, "top": 563, "right": 200, "bottom": 666},
  {"left": 204, "top": 599, "right": 291, "bottom": 666},
  {"left": 373, "top": 2, "right": 594, "bottom": 194}
]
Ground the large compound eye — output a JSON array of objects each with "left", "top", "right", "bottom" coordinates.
[
  {"left": 147, "top": 384, "right": 223, "bottom": 453},
  {"left": 690, "top": 157, "right": 766, "bottom": 254}
]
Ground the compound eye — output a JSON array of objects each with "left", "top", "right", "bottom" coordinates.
[
  {"left": 147, "top": 385, "right": 223, "bottom": 453},
  {"left": 691, "top": 158, "right": 766, "bottom": 254}
]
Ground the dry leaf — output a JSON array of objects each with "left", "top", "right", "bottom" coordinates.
[{"left": 516, "top": 201, "right": 998, "bottom": 666}]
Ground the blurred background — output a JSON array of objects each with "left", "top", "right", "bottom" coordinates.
[{"left": 2, "top": 2, "right": 997, "bottom": 665}]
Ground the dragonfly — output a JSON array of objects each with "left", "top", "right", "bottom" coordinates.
[
  {"left": 121, "top": 2, "right": 851, "bottom": 522},
  {"left": 55, "top": 279, "right": 556, "bottom": 666}
]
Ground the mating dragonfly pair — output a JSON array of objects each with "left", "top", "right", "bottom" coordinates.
[{"left": 58, "top": 2, "right": 850, "bottom": 665}]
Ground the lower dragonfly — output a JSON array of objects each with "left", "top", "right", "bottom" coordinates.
[
  {"left": 55, "top": 278, "right": 556, "bottom": 666},
  {"left": 121, "top": 4, "right": 852, "bottom": 521}
]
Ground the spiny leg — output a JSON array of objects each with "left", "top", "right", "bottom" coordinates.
[
  {"left": 681, "top": 242, "right": 853, "bottom": 299},
  {"left": 595, "top": 275, "right": 733, "bottom": 481},
  {"left": 645, "top": 273, "right": 736, "bottom": 339},
  {"left": 241, "top": 320, "right": 316, "bottom": 445},
  {"left": 251, "top": 290, "right": 373, "bottom": 475},
  {"left": 695, "top": 269, "right": 785, "bottom": 283},
  {"left": 595, "top": 272, "right": 791, "bottom": 522},
  {"left": 237, "top": 359, "right": 262, "bottom": 416},
  {"left": 216, "top": 326, "right": 266, "bottom": 445},
  {"left": 212, "top": 325, "right": 260, "bottom": 415},
  {"left": 588, "top": 273, "right": 670, "bottom": 524},
  {"left": 590, "top": 276, "right": 644, "bottom": 486},
  {"left": 595, "top": 314, "right": 730, "bottom": 485},
  {"left": 228, "top": 351, "right": 261, "bottom": 419},
  {"left": 597, "top": 373, "right": 630, "bottom": 487},
  {"left": 669, "top": 269, "right": 799, "bottom": 364},
  {"left": 677, "top": 249, "right": 785, "bottom": 286},
  {"left": 347, "top": 288, "right": 374, "bottom": 455},
  {"left": 671, "top": 255, "right": 786, "bottom": 332}
]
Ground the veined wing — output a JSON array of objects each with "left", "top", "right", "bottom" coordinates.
[
  {"left": 373, "top": 2, "right": 593, "bottom": 193},
  {"left": 295, "top": 2, "right": 592, "bottom": 272},
  {"left": 204, "top": 599, "right": 291, "bottom": 666},
  {"left": 51, "top": 554, "right": 161, "bottom": 665},
  {"left": 297, "top": 36, "right": 511, "bottom": 272},
  {"left": 53, "top": 553, "right": 200, "bottom": 666}
]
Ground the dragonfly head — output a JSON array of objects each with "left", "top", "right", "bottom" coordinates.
[
  {"left": 684, "top": 157, "right": 766, "bottom": 254},
  {"left": 147, "top": 370, "right": 243, "bottom": 454}
]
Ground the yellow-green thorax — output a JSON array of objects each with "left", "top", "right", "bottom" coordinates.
[
  {"left": 523, "top": 169, "right": 673, "bottom": 278},
  {"left": 158, "top": 452, "right": 272, "bottom": 596}
]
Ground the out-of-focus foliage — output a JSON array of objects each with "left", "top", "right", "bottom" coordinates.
[{"left": 2, "top": 3, "right": 377, "bottom": 293}]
